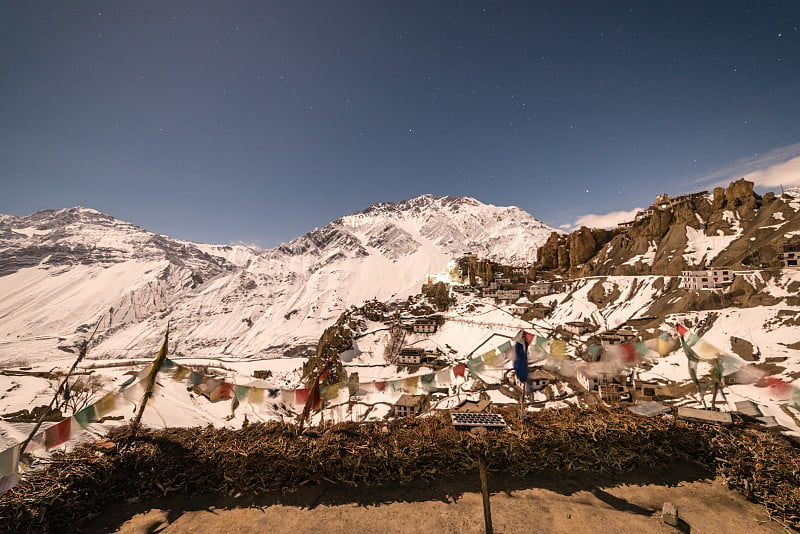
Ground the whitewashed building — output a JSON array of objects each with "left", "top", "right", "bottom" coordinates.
[{"left": 680, "top": 269, "right": 735, "bottom": 290}]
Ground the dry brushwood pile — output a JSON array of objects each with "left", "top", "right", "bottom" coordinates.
[{"left": 1, "top": 406, "right": 798, "bottom": 532}]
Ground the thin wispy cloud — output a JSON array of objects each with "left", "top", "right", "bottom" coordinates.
[
  {"left": 562, "top": 208, "right": 644, "bottom": 232},
  {"left": 690, "top": 142, "right": 800, "bottom": 190}
]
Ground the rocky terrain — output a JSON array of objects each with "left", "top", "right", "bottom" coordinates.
[{"left": 537, "top": 179, "right": 800, "bottom": 277}]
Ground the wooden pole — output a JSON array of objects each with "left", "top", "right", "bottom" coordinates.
[
  {"left": 19, "top": 318, "right": 102, "bottom": 456},
  {"left": 478, "top": 454, "right": 493, "bottom": 534},
  {"left": 131, "top": 325, "right": 169, "bottom": 429}
]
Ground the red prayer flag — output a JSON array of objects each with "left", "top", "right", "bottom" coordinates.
[
  {"left": 454, "top": 363, "right": 466, "bottom": 378},
  {"left": 765, "top": 376, "right": 793, "bottom": 396},
  {"left": 45, "top": 418, "right": 72, "bottom": 449},
  {"left": 295, "top": 388, "right": 309, "bottom": 405},
  {"left": 375, "top": 381, "right": 386, "bottom": 392},
  {"left": 523, "top": 331, "right": 535, "bottom": 344},
  {"left": 621, "top": 344, "right": 638, "bottom": 364},
  {"left": 677, "top": 324, "right": 688, "bottom": 337}
]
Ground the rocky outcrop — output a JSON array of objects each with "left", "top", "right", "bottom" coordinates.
[{"left": 536, "top": 179, "right": 798, "bottom": 277}]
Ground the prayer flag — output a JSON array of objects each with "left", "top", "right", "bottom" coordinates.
[
  {"left": 435, "top": 368, "right": 452, "bottom": 387},
  {"left": 467, "top": 356, "right": 485, "bottom": 376},
  {"left": 234, "top": 385, "right": 250, "bottom": 401},
  {"left": 187, "top": 372, "right": 203, "bottom": 388},
  {"left": 497, "top": 341, "right": 513, "bottom": 353},
  {"left": 481, "top": 349, "right": 500, "bottom": 367},
  {"left": 694, "top": 340, "right": 722, "bottom": 361},
  {"left": 680, "top": 336, "right": 703, "bottom": 392},
  {"left": 523, "top": 331, "right": 535, "bottom": 345},
  {"left": 549, "top": 339, "right": 568, "bottom": 359},
  {"left": 374, "top": 381, "right": 386, "bottom": 392},
  {"left": 247, "top": 387, "right": 264, "bottom": 405},
  {"left": 295, "top": 388, "right": 309, "bottom": 406},
  {"left": 657, "top": 333, "right": 675, "bottom": 356},
  {"left": 323, "top": 383, "right": 342, "bottom": 400},
  {"left": 279, "top": 390, "right": 294, "bottom": 406},
  {"left": 0, "top": 445, "right": 19, "bottom": 478},
  {"left": 403, "top": 376, "right": 419, "bottom": 392},
  {"left": 453, "top": 363, "right": 466, "bottom": 379},
  {"left": 73, "top": 405, "right": 98, "bottom": 429},
  {"left": 94, "top": 393, "right": 117, "bottom": 416},
  {"left": 620, "top": 344, "right": 638, "bottom": 364},
  {"left": 677, "top": 324, "right": 688, "bottom": 337},
  {"left": 513, "top": 341, "right": 529, "bottom": 384},
  {"left": 172, "top": 366, "right": 190, "bottom": 382},
  {"left": 635, "top": 342, "right": 649, "bottom": 357},
  {"left": 119, "top": 375, "right": 137, "bottom": 390},
  {"left": 45, "top": 418, "right": 72, "bottom": 450},
  {"left": 765, "top": 377, "right": 793, "bottom": 397},
  {"left": 420, "top": 373, "right": 436, "bottom": 392},
  {"left": 0, "top": 472, "right": 18, "bottom": 495}
]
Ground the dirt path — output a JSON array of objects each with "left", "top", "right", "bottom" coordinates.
[{"left": 90, "top": 462, "right": 788, "bottom": 534}]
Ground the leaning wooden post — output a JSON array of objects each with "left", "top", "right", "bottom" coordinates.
[
  {"left": 131, "top": 325, "right": 170, "bottom": 430},
  {"left": 478, "top": 453, "right": 493, "bottom": 534},
  {"left": 18, "top": 318, "right": 102, "bottom": 457}
]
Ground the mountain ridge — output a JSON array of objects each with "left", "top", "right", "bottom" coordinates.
[{"left": 0, "top": 195, "right": 556, "bottom": 361}]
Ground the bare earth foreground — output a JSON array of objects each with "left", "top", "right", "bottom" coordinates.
[{"left": 100, "top": 463, "right": 786, "bottom": 534}]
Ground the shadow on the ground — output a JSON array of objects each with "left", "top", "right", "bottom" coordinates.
[{"left": 84, "top": 460, "right": 712, "bottom": 533}]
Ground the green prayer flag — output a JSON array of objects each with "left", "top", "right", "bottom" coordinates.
[
  {"left": 234, "top": 385, "right": 250, "bottom": 401},
  {"left": 73, "top": 405, "right": 98, "bottom": 429}
]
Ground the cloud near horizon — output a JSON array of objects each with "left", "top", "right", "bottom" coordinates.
[
  {"left": 561, "top": 208, "right": 644, "bottom": 232},
  {"left": 691, "top": 142, "right": 800, "bottom": 190}
]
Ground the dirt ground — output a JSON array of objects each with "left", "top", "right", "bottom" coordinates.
[{"left": 92, "top": 462, "right": 789, "bottom": 534}]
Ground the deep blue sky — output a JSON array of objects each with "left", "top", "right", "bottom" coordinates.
[{"left": 2, "top": 2, "right": 800, "bottom": 247}]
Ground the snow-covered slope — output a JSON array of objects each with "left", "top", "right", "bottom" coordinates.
[{"left": 0, "top": 196, "right": 555, "bottom": 362}]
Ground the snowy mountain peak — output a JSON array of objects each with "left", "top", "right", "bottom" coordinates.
[{"left": 0, "top": 198, "right": 557, "bottom": 360}]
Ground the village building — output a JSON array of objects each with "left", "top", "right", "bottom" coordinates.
[
  {"left": 779, "top": 243, "right": 800, "bottom": 269},
  {"left": 598, "top": 327, "right": 638, "bottom": 345},
  {"left": 617, "top": 220, "right": 637, "bottom": 229},
  {"left": 598, "top": 383, "right": 632, "bottom": 403},
  {"left": 529, "top": 303, "right": 554, "bottom": 319},
  {"left": 397, "top": 347, "right": 425, "bottom": 365},
  {"left": 508, "top": 296, "right": 534, "bottom": 315},
  {"left": 529, "top": 369, "right": 557, "bottom": 391},
  {"left": 495, "top": 288, "right": 522, "bottom": 303},
  {"left": 576, "top": 368, "right": 626, "bottom": 393},
  {"left": 412, "top": 318, "right": 438, "bottom": 334},
  {"left": 563, "top": 320, "right": 596, "bottom": 336},
  {"left": 680, "top": 269, "right": 735, "bottom": 290},
  {"left": 511, "top": 267, "right": 529, "bottom": 281},
  {"left": 529, "top": 281, "right": 554, "bottom": 296},
  {"left": 392, "top": 394, "right": 430, "bottom": 417}
]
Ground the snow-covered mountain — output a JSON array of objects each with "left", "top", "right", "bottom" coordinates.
[{"left": 0, "top": 195, "right": 555, "bottom": 362}]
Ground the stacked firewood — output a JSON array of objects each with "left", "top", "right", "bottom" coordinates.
[{"left": 0, "top": 407, "right": 796, "bottom": 532}]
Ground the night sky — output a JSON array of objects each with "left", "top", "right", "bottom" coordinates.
[{"left": 2, "top": 2, "right": 800, "bottom": 247}]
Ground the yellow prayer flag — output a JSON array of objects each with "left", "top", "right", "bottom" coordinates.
[
  {"left": 247, "top": 387, "right": 265, "bottom": 405},
  {"left": 94, "top": 393, "right": 117, "bottom": 416},
  {"left": 324, "top": 383, "right": 342, "bottom": 400},
  {"left": 403, "top": 376, "right": 419, "bottom": 393},
  {"left": 481, "top": 349, "right": 500, "bottom": 367},
  {"left": 657, "top": 336, "right": 675, "bottom": 356},
  {"left": 549, "top": 339, "right": 568, "bottom": 359},
  {"left": 172, "top": 366, "right": 190, "bottom": 382},
  {"left": 694, "top": 340, "right": 722, "bottom": 361}
]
